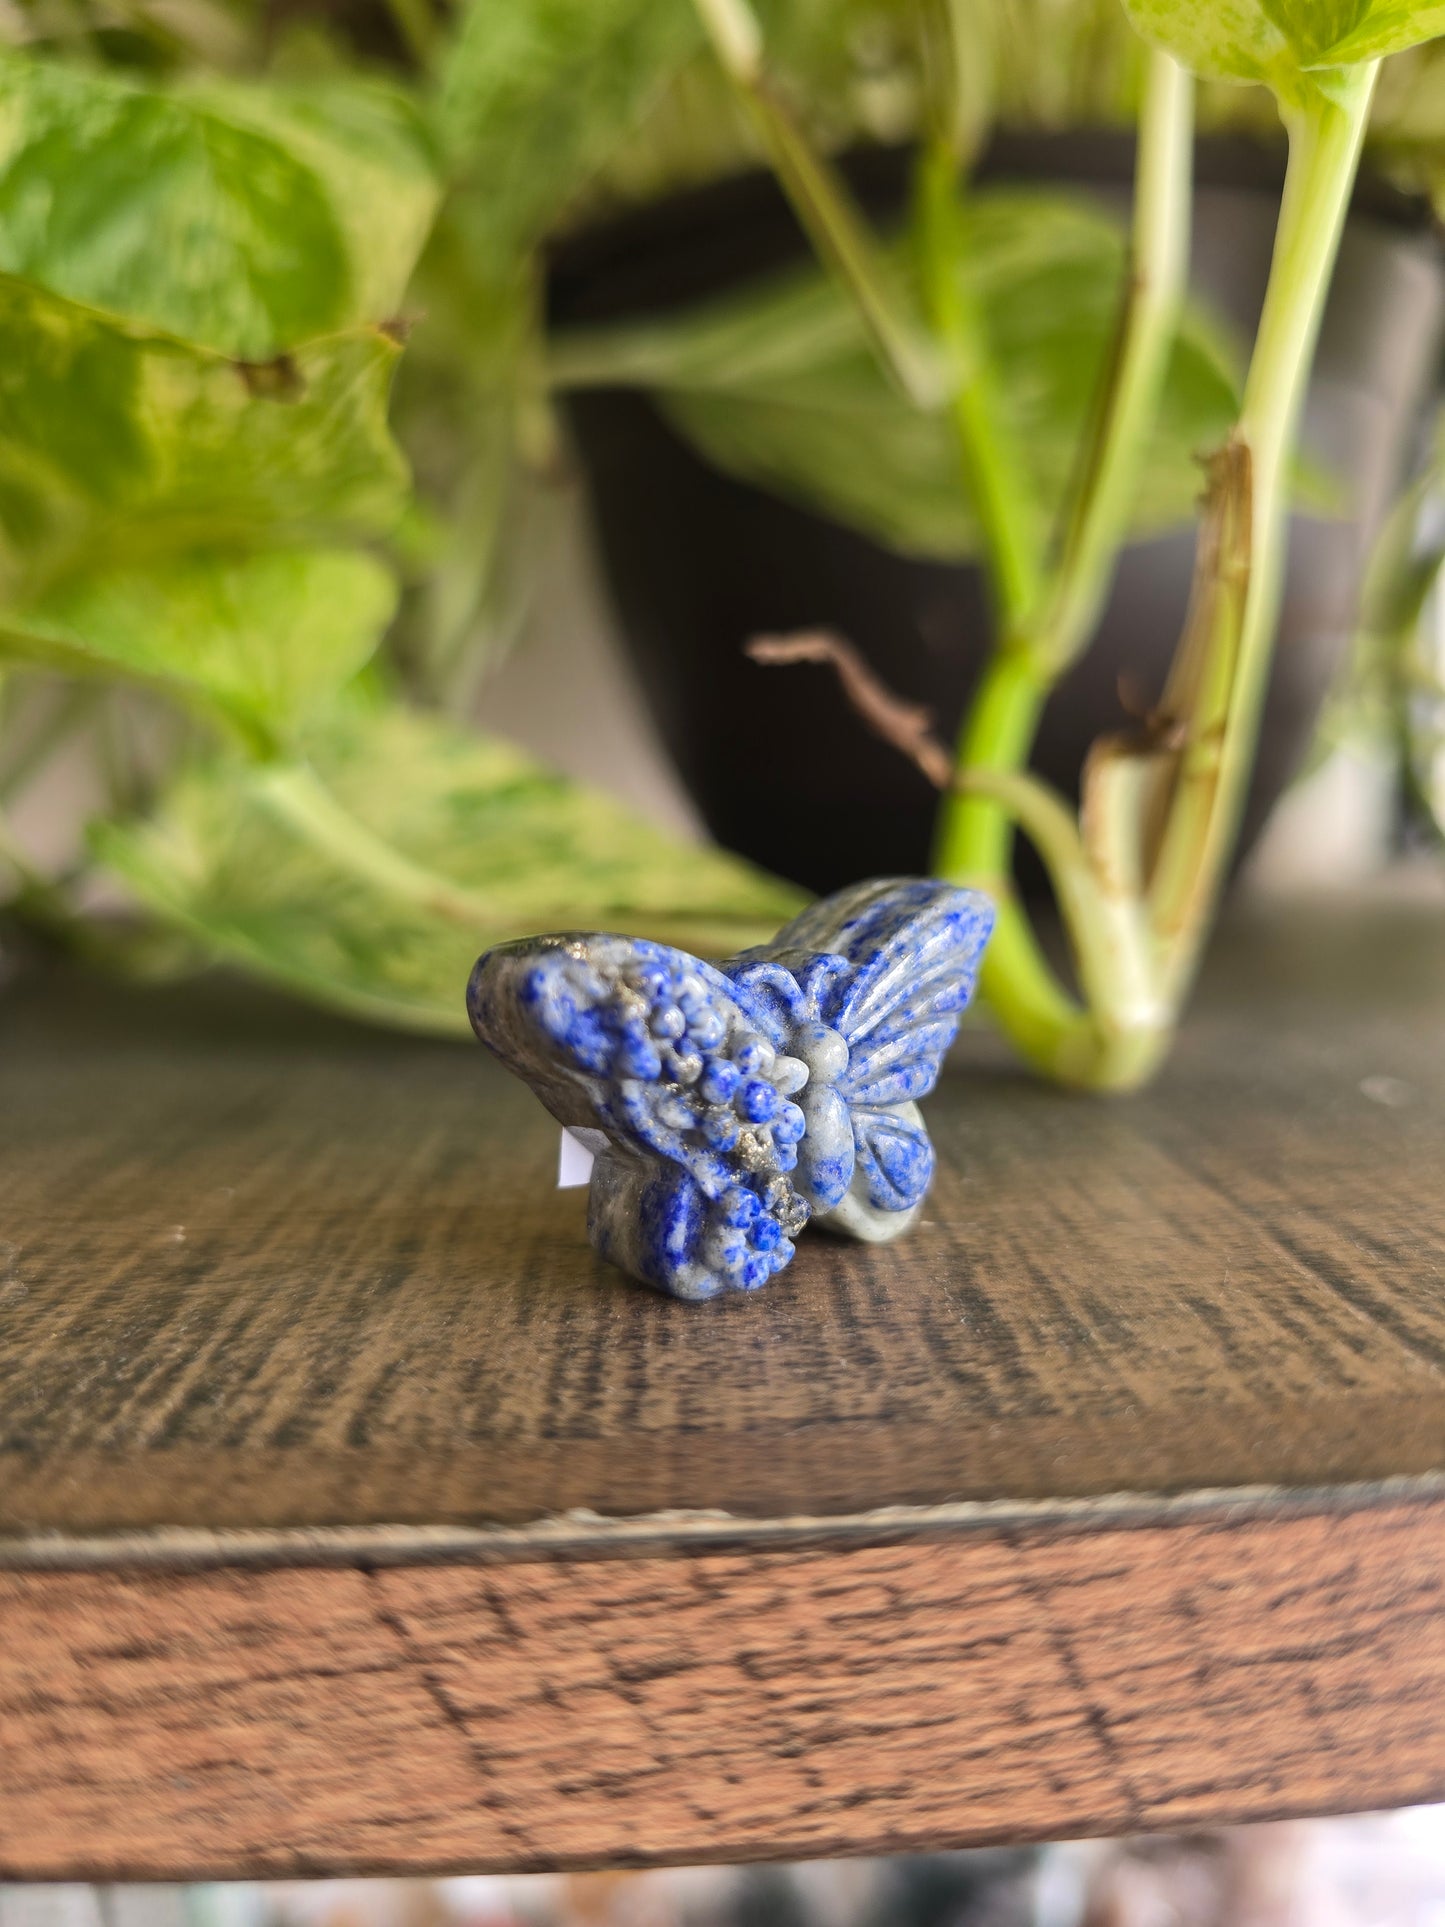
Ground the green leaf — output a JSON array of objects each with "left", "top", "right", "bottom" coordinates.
[
  {"left": 1265, "top": 0, "right": 1376, "bottom": 61},
  {"left": 0, "top": 549, "right": 396, "bottom": 736},
  {"left": 553, "top": 191, "right": 1243, "bottom": 560},
  {"left": 0, "top": 52, "right": 440, "bottom": 357},
  {"left": 1119, "top": 0, "right": 1445, "bottom": 82},
  {"left": 438, "top": 0, "right": 702, "bottom": 280},
  {"left": 1326, "top": 1, "right": 1445, "bottom": 59},
  {"left": 95, "top": 707, "right": 807, "bottom": 1034},
  {"left": 0, "top": 275, "right": 408, "bottom": 592}
]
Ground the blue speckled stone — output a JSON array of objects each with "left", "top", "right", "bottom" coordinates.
[{"left": 468, "top": 877, "right": 993, "bottom": 1300}]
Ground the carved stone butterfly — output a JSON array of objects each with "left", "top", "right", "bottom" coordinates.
[{"left": 468, "top": 877, "right": 994, "bottom": 1300}]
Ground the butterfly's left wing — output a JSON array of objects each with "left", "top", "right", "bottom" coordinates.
[
  {"left": 468, "top": 933, "right": 811, "bottom": 1299},
  {"left": 749, "top": 879, "right": 994, "bottom": 1235}
]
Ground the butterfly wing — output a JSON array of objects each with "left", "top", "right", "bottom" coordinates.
[
  {"left": 468, "top": 934, "right": 811, "bottom": 1298},
  {"left": 851, "top": 1102, "right": 935, "bottom": 1213},
  {"left": 744, "top": 879, "right": 993, "bottom": 1234},
  {"left": 772, "top": 878, "right": 994, "bottom": 1110}
]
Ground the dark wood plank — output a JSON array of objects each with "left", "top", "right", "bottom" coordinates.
[
  {"left": 1, "top": 1490, "right": 1441, "bottom": 1881},
  {"left": 0, "top": 888, "right": 1442, "bottom": 1535}
]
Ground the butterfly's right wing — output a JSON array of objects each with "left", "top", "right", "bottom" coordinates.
[
  {"left": 753, "top": 879, "right": 994, "bottom": 1240},
  {"left": 468, "top": 934, "right": 810, "bottom": 1298},
  {"left": 770, "top": 879, "right": 994, "bottom": 1105}
]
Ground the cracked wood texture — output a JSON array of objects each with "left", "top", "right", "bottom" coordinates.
[
  {"left": 1, "top": 1496, "right": 1442, "bottom": 1879},
  {"left": 0, "top": 887, "right": 1443, "bottom": 1876}
]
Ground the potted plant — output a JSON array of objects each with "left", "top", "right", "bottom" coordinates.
[
  {"left": 530, "top": 0, "right": 1445, "bottom": 1090},
  {"left": 1, "top": 0, "right": 1443, "bottom": 1091}
]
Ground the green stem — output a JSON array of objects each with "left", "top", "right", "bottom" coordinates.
[
  {"left": 916, "top": 0, "right": 983, "bottom": 160},
  {"left": 955, "top": 769, "right": 1129, "bottom": 1013},
  {"left": 915, "top": 142, "right": 1046, "bottom": 629},
  {"left": 932, "top": 654, "right": 1098, "bottom": 1085},
  {"left": 935, "top": 647, "right": 1047, "bottom": 882},
  {"left": 973, "top": 901, "right": 1091, "bottom": 1070},
  {"left": 929, "top": 52, "right": 1193, "bottom": 1083},
  {"left": 690, "top": 0, "right": 942, "bottom": 408},
  {"left": 1029, "top": 50, "right": 1194, "bottom": 674},
  {"left": 1150, "top": 66, "right": 1379, "bottom": 995},
  {"left": 938, "top": 47, "right": 1192, "bottom": 777},
  {"left": 955, "top": 764, "right": 1168, "bottom": 1088}
]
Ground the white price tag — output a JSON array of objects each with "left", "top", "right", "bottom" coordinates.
[{"left": 557, "top": 1128, "right": 597, "bottom": 1189}]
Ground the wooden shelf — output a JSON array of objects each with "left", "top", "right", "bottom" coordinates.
[{"left": 1, "top": 887, "right": 1442, "bottom": 1880}]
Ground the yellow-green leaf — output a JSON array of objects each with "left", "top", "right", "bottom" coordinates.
[
  {"left": 0, "top": 549, "right": 396, "bottom": 735},
  {"left": 96, "top": 706, "right": 807, "bottom": 1034},
  {"left": 1120, "top": 0, "right": 1445, "bottom": 82},
  {"left": 0, "top": 275, "right": 408, "bottom": 593},
  {"left": 438, "top": 0, "right": 701, "bottom": 278},
  {"left": 0, "top": 53, "right": 439, "bottom": 357}
]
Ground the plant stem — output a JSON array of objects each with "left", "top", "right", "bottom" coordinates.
[
  {"left": 930, "top": 50, "right": 1193, "bottom": 1080},
  {"left": 953, "top": 765, "right": 1151, "bottom": 1026},
  {"left": 935, "top": 655, "right": 1086, "bottom": 1069},
  {"left": 936, "top": 646, "right": 1048, "bottom": 883},
  {"left": 970, "top": 900, "right": 1091, "bottom": 1072},
  {"left": 915, "top": 0, "right": 997, "bottom": 172},
  {"left": 1029, "top": 50, "right": 1194, "bottom": 674},
  {"left": 689, "top": 0, "right": 943, "bottom": 409},
  {"left": 915, "top": 142, "right": 1045, "bottom": 629},
  {"left": 1149, "top": 65, "right": 1379, "bottom": 997}
]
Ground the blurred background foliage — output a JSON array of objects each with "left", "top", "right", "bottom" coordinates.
[{"left": 1, "top": 0, "right": 1442, "bottom": 1032}]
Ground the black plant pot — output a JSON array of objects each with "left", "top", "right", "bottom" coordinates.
[{"left": 550, "top": 137, "right": 1445, "bottom": 897}]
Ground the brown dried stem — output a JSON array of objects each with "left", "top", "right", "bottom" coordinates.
[{"left": 745, "top": 631, "right": 954, "bottom": 791}]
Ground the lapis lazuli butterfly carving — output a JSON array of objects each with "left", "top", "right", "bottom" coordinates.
[{"left": 468, "top": 878, "right": 994, "bottom": 1301}]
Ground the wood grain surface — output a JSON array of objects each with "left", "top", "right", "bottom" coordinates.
[
  {"left": 0, "top": 892, "right": 1442, "bottom": 1535},
  {"left": 2, "top": 1491, "right": 1441, "bottom": 1880},
  {"left": 1, "top": 889, "right": 1443, "bottom": 1876}
]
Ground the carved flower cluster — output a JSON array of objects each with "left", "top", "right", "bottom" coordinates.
[
  {"left": 623, "top": 962, "right": 805, "bottom": 1145},
  {"left": 530, "top": 950, "right": 810, "bottom": 1291},
  {"left": 702, "top": 1177, "right": 797, "bottom": 1290}
]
